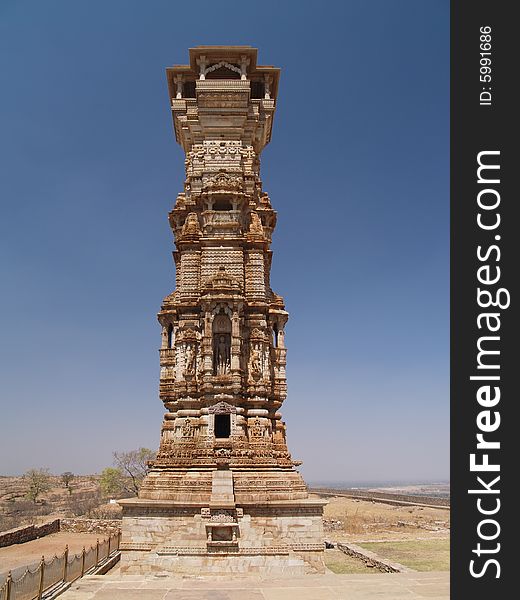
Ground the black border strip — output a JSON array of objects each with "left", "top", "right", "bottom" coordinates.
[{"left": 451, "top": 1, "right": 516, "bottom": 597}]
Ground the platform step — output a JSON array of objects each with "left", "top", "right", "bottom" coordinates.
[{"left": 210, "top": 469, "right": 235, "bottom": 508}]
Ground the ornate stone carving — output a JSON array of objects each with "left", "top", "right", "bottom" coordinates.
[
  {"left": 203, "top": 267, "right": 242, "bottom": 294},
  {"left": 204, "top": 171, "right": 243, "bottom": 191},
  {"left": 249, "top": 417, "right": 264, "bottom": 438},
  {"left": 215, "top": 447, "right": 231, "bottom": 457},
  {"left": 205, "top": 61, "right": 241, "bottom": 77},
  {"left": 181, "top": 212, "right": 201, "bottom": 237},
  {"left": 181, "top": 418, "right": 194, "bottom": 437},
  {"left": 248, "top": 212, "right": 264, "bottom": 236},
  {"left": 210, "top": 510, "right": 235, "bottom": 522},
  {"left": 208, "top": 401, "right": 236, "bottom": 414},
  {"left": 248, "top": 345, "right": 263, "bottom": 382}
]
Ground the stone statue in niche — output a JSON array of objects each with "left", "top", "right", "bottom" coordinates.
[
  {"left": 161, "top": 326, "right": 169, "bottom": 348},
  {"left": 248, "top": 344, "right": 262, "bottom": 381},
  {"left": 212, "top": 312, "right": 232, "bottom": 375},
  {"left": 185, "top": 344, "right": 196, "bottom": 376},
  {"left": 214, "top": 334, "right": 231, "bottom": 375},
  {"left": 250, "top": 346, "right": 262, "bottom": 377}
]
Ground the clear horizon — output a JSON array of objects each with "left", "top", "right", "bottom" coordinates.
[
  {"left": 0, "top": 0, "right": 449, "bottom": 482},
  {"left": 0, "top": 472, "right": 450, "bottom": 488}
]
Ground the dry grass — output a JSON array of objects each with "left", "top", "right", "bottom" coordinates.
[
  {"left": 319, "top": 495, "right": 450, "bottom": 542},
  {"left": 358, "top": 539, "right": 450, "bottom": 572},
  {"left": 318, "top": 494, "right": 450, "bottom": 572}
]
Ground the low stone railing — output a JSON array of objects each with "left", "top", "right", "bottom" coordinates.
[{"left": 337, "top": 542, "right": 413, "bottom": 573}]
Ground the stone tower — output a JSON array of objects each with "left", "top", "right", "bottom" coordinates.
[{"left": 119, "top": 46, "right": 325, "bottom": 575}]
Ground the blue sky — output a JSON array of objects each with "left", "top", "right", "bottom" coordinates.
[{"left": 0, "top": 0, "right": 449, "bottom": 482}]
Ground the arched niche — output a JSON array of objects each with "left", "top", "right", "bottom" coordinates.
[
  {"left": 212, "top": 312, "right": 231, "bottom": 375},
  {"left": 272, "top": 322, "right": 279, "bottom": 348}
]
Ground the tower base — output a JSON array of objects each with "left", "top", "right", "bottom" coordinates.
[{"left": 119, "top": 494, "right": 326, "bottom": 575}]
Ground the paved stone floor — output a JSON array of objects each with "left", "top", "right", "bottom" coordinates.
[{"left": 60, "top": 572, "right": 449, "bottom": 599}]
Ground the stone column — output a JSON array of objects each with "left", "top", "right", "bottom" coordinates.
[
  {"left": 197, "top": 55, "right": 207, "bottom": 80},
  {"left": 230, "top": 309, "right": 241, "bottom": 371},
  {"left": 202, "top": 311, "right": 214, "bottom": 375},
  {"left": 174, "top": 75, "right": 183, "bottom": 99}
]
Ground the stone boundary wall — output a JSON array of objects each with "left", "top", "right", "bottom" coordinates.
[
  {"left": 337, "top": 542, "right": 414, "bottom": 573},
  {"left": 312, "top": 488, "right": 450, "bottom": 508},
  {"left": 60, "top": 518, "right": 121, "bottom": 535},
  {"left": 0, "top": 519, "right": 122, "bottom": 548},
  {"left": 0, "top": 519, "right": 60, "bottom": 548}
]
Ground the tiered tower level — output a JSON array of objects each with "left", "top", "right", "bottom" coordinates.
[{"left": 120, "top": 47, "right": 325, "bottom": 575}]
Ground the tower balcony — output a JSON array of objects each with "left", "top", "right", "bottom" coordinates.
[
  {"left": 196, "top": 79, "right": 250, "bottom": 93},
  {"left": 202, "top": 210, "right": 242, "bottom": 236},
  {"left": 159, "top": 379, "right": 176, "bottom": 395},
  {"left": 159, "top": 348, "right": 176, "bottom": 366},
  {"left": 195, "top": 79, "right": 250, "bottom": 128}
]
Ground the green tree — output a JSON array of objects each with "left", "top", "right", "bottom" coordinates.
[
  {"left": 24, "top": 468, "right": 51, "bottom": 503},
  {"left": 99, "top": 467, "right": 124, "bottom": 497},
  {"left": 61, "top": 471, "right": 74, "bottom": 495}
]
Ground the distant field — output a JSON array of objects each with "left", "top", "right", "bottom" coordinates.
[
  {"left": 320, "top": 495, "right": 450, "bottom": 541},
  {"left": 358, "top": 539, "right": 450, "bottom": 572},
  {"left": 309, "top": 483, "right": 450, "bottom": 498}
]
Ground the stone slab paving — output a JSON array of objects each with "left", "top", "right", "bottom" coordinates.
[{"left": 59, "top": 572, "right": 449, "bottom": 600}]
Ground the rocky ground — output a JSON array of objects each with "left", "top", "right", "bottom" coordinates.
[{"left": 0, "top": 475, "right": 122, "bottom": 532}]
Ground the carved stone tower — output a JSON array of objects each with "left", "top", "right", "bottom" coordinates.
[{"left": 119, "top": 46, "right": 325, "bottom": 575}]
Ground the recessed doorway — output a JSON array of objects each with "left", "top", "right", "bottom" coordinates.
[{"left": 215, "top": 414, "right": 231, "bottom": 438}]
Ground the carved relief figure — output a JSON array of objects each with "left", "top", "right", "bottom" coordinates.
[
  {"left": 249, "top": 344, "right": 262, "bottom": 380},
  {"left": 181, "top": 418, "right": 193, "bottom": 437},
  {"left": 250, "top": 417, "right": 264, "bottom": 438},
  {"left": 181, "top": 212, "right": 201, "bottom": 236},
  {"left": 248, "top": 212, "right": 264, "bottom": 236},
  {"left": 185, "top": 344, "right": 196, "bottom": 376}
]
